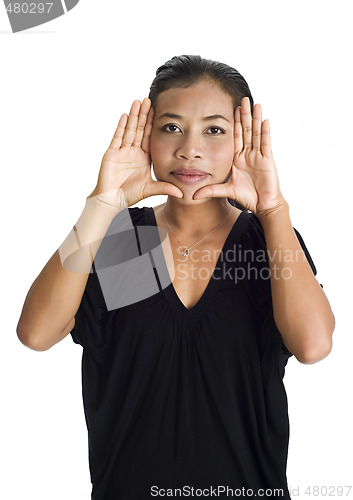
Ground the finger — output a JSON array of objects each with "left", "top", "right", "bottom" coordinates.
[
  {"left": 234, "top": 106, "right": 243, "bottom": 155},
  {"left": 192, "top": 181, "right": 234, "bottom": 201},
  {"left": 144, "top": 180, "right": 184, "bottom": 199},
  {"left": 132, "top": 98, "right": 151, "bottom": 148},
  {"left": 260, "top": 119, "right": 272, "bottom": 157},
  {"left": 240, "top": 97, "right": 252, "bottom": 151},
  {"left": 121, "top": 100, "right": 141, "bottom": 147},
  {"left": 109, "top": 113, "right": 128, "bottom": 150},
  {"left": 141, "top": 106, "right": 154, "bottom": 154},
  {"left": 252, "top": 103, "right": 262, "bottom": 152}
]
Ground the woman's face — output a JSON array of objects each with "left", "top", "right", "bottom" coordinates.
[{"left": 150, "top": 78, "right": 235, "bottom": 201}]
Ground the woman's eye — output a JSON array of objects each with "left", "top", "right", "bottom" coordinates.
[
  {"left": 161, "top": 124, "right": 225, "bottom": 135},
  {"left": 162, "top": 124, "right": 181, "bottom": 133},
  {"left": 207, "top": 126, "right": 225, "bottom": 135}
]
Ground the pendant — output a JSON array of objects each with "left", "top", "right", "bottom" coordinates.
[{"left": 180, "top": 247, "right": 189, "bottom": 257}]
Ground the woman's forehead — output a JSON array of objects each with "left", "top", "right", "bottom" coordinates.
[{"left": 154, "top": 79, "right": 234, "bottom": 119}]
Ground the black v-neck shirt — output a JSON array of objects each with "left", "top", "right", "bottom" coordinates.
[{"left": 70, "top": 206, "right": 317, "bottom": 499}]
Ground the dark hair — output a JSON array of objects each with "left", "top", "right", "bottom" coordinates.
[
  {"left": 148, "top": 55, "right": 253, "bottom": 211},
  {"left": 149, "top": 55, "right": 254, "bottom": 113}
]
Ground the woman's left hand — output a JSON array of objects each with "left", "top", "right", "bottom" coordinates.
[{"left": 193, "top": 96, "right": 287, "bottom": 217}]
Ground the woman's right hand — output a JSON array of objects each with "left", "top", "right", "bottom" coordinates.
[{"left": 86, "top": 98, "right": 183, "bottom": 211}]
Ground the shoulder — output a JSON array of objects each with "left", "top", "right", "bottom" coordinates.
[{"left": 237, "top": 210, "right": 267, "bottom": 249}]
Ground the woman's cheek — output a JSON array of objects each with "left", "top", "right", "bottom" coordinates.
[
  {"left": 150, "top": 131, "right": 169, "bottom": 158},
  {"left": 211, "top": 139, "right": 234, "bottom": 166}
]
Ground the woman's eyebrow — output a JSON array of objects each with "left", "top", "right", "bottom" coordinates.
[{"left": 157, "top": 112, "right": 230, "bottom": 123}]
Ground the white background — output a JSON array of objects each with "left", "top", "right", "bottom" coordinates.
[{"left": 1, "top": 0, "right": 352, "bottom": 498}]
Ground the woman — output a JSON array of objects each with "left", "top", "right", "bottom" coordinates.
[{"left": 17, "top": 55, "right": 335, "bottom": 499}]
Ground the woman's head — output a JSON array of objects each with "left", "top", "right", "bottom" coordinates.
[{"left": 148, "top": 55, "right": 253, "bottom": 209}]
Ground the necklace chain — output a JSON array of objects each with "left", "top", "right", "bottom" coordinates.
[{"left": 162, "top": 205, "right": 233, "bottom": 257}]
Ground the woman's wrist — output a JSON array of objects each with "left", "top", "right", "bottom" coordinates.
[
  {"left": 86, "top": 188, "right": 126, "bottom": 214},
  {"left": 255, "top": 197, "right": 290, "bottom": 227},
  {"left": 58, "top": 198, "right": 120, "bottom": 274}
]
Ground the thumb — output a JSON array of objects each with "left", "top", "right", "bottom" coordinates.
[{"left": 144, "top": 179, "right": 184, "bottom": 199}]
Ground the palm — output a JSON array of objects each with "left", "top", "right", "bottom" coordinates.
[
  {"left": 101, "top": 142, "right": 153, "bottom": 207},
  {"left": 193, "top": 97, "right": 284, "bottom": 216},
  {"left": 230, "top": 143, "right": 280, "bottom": 214},
  {"left": 89, "top": 99, "right": 183, "bottom": 209}
]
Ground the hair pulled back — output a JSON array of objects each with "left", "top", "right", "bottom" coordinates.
[{"left": 149, "top": 55, "right": 254, "bottom": 113}]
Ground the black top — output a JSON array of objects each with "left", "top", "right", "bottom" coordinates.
[{"left": 70, "top": 206, "right": 317, "bottom": 499}]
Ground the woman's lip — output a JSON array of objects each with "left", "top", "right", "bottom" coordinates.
[{"left": 172, "top": 172, "right": 209, "bottom": 185}]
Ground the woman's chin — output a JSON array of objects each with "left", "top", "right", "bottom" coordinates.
[{"left": 155, "top": 173, "right": 211, "bottom": 203}]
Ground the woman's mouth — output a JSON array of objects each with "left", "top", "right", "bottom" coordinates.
[{"left": 171, "top": 168, "right": 209, "bottom": 185}]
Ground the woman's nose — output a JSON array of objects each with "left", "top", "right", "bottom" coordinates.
[{"left": 176, "top": 134, "right": 203, "bottom": 160}]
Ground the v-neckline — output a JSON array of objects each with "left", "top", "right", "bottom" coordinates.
[{"left": 145, "top": 206, "right": 250, "bottom": 328}]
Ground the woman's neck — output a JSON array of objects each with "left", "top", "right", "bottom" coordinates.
[{"left": 162, "top": 197, "right": 234, "bottom": 239}]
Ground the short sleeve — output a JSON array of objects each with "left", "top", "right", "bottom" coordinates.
[
  {"left": 70, "top": 264, "right": 108, "bottom": 349},
  {"left": 239, "top": 214, "right": 320, "bottom": 378}
]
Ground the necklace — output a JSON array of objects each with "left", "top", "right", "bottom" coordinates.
[{"left": 162, "top": 205, "right": 233, "bottom": 257}]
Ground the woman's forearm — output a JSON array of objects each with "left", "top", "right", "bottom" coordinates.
[{"left": 257, "top": 201, "right": 335, "bottom": 364}]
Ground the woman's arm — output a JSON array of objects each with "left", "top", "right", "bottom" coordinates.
[{"left": 257, "top": 201, "right": 335, "bottom": 364}]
